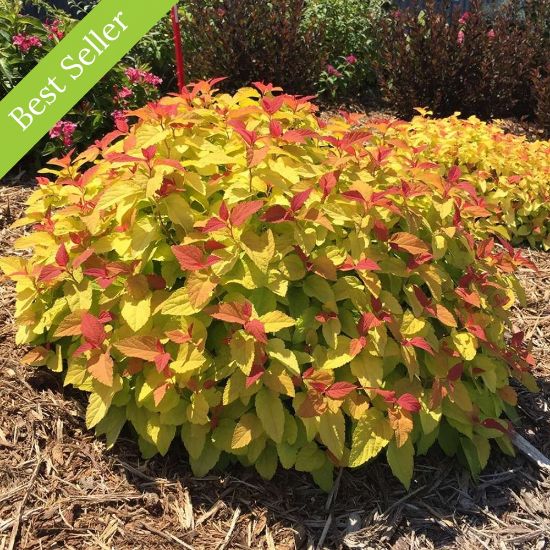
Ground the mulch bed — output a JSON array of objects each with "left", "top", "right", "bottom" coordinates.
[{"left": 0, "top": 181, "right": 549, "bottom": 550}]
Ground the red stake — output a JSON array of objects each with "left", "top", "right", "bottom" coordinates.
[{"left": 170, "top": 5, "right": 185, "bottom": 92}]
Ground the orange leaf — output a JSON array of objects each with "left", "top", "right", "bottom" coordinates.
[
  {"left": 388, "top": 408, "right": 413, "bottom": 448},
  {"left": 114, "top": 336, "right": 159, "bottom": 361},
  {"left": 88, "top": 351, "right": 114, "bottom": 387},
  {"left": 389, "top": 232, "right": 430, "bottom": 255},
  {"left": 54, "top": 310, "right": 85, "bottom": 337},
  {"left": 434, "top": 304, "right": 457, "bottom": 327}
]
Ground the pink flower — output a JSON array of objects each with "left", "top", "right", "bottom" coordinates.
[
  {"left": 117, "top": 86, "right": 133, "bottom": 99},
  {"left": 125, "top": 67, "right": 142, "bottom": 83},
  {"left": 326, "top": 64, "right": 343, "bottom": 77},
  {"left": 44, "top": 19, "right": 64, "bottom": 40},
  {"left": 457, "top": 30, "right": 465, "bottom": 45},
  {"left": 458, "top": 11, "right": 471, "bottom": 25},
  {"left": 49, "top": 120, "right": 76, "bottom": 147},
  {"left": 142, "top": 72, "right": 163, "bottom": 86},
  {"left": 392, "top": 10, "right": 401, "bottom": 19},
  {"left": 345, "top": 55, "right": 357, "bottom": 65},
  {"left": 12, "top": 33, "right": 42, "bottom": 53},
  {"left": 487, "top": 29, "right": 496, "bottom": 39},
  {"left": 124, "top": 67, "right": 163, "bottom": 87}
]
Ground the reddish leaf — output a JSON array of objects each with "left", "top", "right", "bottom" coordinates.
[
  {"left": 81, "top": 312, "right": 106, "bottom": 348},
  {"left": 154, "top": 350, "right": 172, "bottom": 376},
  {"left": 447, "top": 362, "right": 464, "bottom": 381},
  {"left": 73, "top": 248, "right": 94, "bottom": 269},
  {"left": 373, "top": 388, "right": 397, "bottom": 403},
  {"left": 397, "top": 393, "right": 421, "bottom": 413},
  {"left": 98, "top": 311, "right": 114, "bottom": 324},
  {"left": 455, "top": 287, "right": 481, "bottom": 308},
  {"left": 373, "top": 219, "right": 389, "bottom": 242},
  {"left": 172, "top": 245, "right": 220, "bottom": 271},
  {"left": 244, "top": 319, "right": 267, "bottom": 344},
  {"left": 228, "top": 119, "right": 257, "bottom": 147},
  {"left": 202, "top": 217, "right": 226, "bottom": 232},
  {"left": 219, "top": 201, "right": 229, "bottom": 221},
  {"left": 466, "top": 323, "right": 487, "bottom": 341},
  {"left": 55, "top": 244, "right": 69, "bottom": 267},
  {"left": 261, "top": 95, "right": 285, "bottom": 115},
  {"left": 481, "top": 418, "right": 510, "bottom": 434},
  {"left": 269, "top": 119, "right": 283, "bottom": 138},
  {"left": 209, "top": 301, "right": 251, "bottom": 325},
  {"left": 315, "top": 311, "right": 337, "bottom": 323},
  {"left": 448, "top": 165, "right": 461, "bottom": 182},
  {"left": 146, "top": 274, "right": 167, "bottom": 290},
  {"left": 38, "top": 265, "right": 64, "bottom": 282},
  {"left": 319, "top": 172, "right": 338, "bottom": 198},
  {"left": 511, "top": 331, "right": 524, "bottom": 348},
  {"left": 404, "top": 336, "right": 434, "bottom": 355},
  {"left": 253, "top": 82, "right": 283, "bottom": 94},
  {"left": 349, "top": 336, "right": 367, "bottom": 356},
  {"left": 325, "top": 381, "right": 357, "bottom": 399},
  {"left": 413, "top": 286, "right": 431, "bottom": 308},
  {"left": 282, "top": 128, "right": 317, "bottom": 143},
  {"left": 246, "top": 363, "right": 265, "bottom": 388},
  {"left": 229, "top": 200, "right": 264, "bottom": 227},
  {"left": 261, "top": 205, "right": 290, "bottom": 223},
  {"left": 355, "top": 258, "right": 381, "bottom": 271},
  {"left": 290, "top": 188, "right": 312, "bottom": 211},
  {"left": 142, "top": 145, "right": 157, "bottom": 161},
  {"left": 125, "top": 357, "right": 143, "bottom": 375},
  {"left": 358, "top": 312, "right": 383, "bottom": 334}
]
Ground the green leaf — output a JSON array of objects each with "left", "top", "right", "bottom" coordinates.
[
  {"left": 387, "top": 438, "right": 414, "bottom": 489},
  {"left": 295, "top": 441, "right": 325, "bottom": 472},
  {"left": 452, "top": 331, "right": 477, "bottom": 361},
  {"left": 311, "top": 459, "right": 334, "bottom": 492},
  {"left": 146, "top": 416, "right": 176, "bottom": 456},
  {"left": 120, "top": 293, "right": 152, "bottom": 332},
  {"left": 267, "top": 338, "right": 300, "bottom": 376},
  {"left": 349, "top": 409, "right": 392, "bottom": 467},
  {"left": 256, "top": 388, "right": 285, "bottom": 444},
  {"left": 319, "top": 410, "right": 345, "bottom": 460},
  {"left": 189, "top": 440, "right": 221, "bottom": 477},
  {"left": 95, "top": 405, "right": 126, "bottom": 449},
  {"left": 255, "top": 444, "right": 278, "bottom": 480},
  {"left": 86, "top": 392, "right": 109, "bottom": 429}
]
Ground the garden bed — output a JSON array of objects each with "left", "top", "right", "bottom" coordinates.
[{"left": 0, "top": 181, "right": 549, "bottom": 549}]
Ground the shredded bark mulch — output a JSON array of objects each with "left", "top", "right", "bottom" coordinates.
[{"left": 1, "top": 182, "right": 549, "bottom": 550}]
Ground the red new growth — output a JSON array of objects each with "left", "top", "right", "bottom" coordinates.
[{"left": 172, "top": 245, "right": 220, "bottom": 271}]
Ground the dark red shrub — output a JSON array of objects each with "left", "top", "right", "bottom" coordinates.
[
  {"left": 374, "top": 0, "right": 550, "bottom": 120},
  {"left": 532, "top": 64, "right": 550, "bottom": 132},
  {"left": 182, "top": 0, "right": 327, "bottom": 94}
]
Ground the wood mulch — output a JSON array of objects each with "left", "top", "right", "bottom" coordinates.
[{"left": 0, "top": 181, "right": 549, "bottom": 550}]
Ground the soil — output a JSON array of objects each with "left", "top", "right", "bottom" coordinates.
[{"left": 0, "top": 180, "right": 549, "bottom": 550}]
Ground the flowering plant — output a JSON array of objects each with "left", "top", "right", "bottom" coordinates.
[
  {"left": 0, "top": 0, "right": 164, "bottom": 164},
  {"left": 317, "top": 55, "right": 359, "bottom": 101}
]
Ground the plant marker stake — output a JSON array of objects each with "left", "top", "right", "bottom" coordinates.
[{"left": 170, "top": 5, "right": 185, "bottom": 92}]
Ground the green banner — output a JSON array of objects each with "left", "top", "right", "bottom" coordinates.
[{"left": 0, "top": 0, "right": 176, "bottom": 179}]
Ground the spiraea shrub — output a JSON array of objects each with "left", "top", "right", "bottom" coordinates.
[
  {"left": 1, "top": 82, "right": 542, "bottom": 490},
  {"left": 387, "top": 112, "right": 550, "bottom": 249}
]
